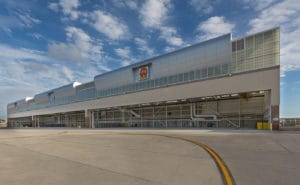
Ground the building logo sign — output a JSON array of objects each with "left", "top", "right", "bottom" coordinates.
[{"left": 139, "top": 66, "right": 149, "bottom": 81}]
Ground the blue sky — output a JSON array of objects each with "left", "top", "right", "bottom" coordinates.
[{"left": 0, "top": 0, "right": 299, "bottom": 119}]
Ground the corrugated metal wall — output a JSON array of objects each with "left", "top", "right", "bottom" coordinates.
[{"left": 94, "top": 34, "right": 231, "bottom": 90}]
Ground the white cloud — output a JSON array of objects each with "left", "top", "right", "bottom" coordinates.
[
  {"left": 112, "top": 0, "right": 138, "bottom": 10},
  {"left": 0, "top": 44, "right": 47, "bottom": 61},
  {"left": 139, "top": 0, "right": 184, "bottom": 46},
  {"left": 48, "top": 43, "right": 83, "bottom": 63},
  {"left": 164, "top": 46, "right": 176, "bottom": 52},
  {"left": 0, "top": 11, "right": 40, "bottom": 32},
  {"left": 0, "top": 2, "right": 40, "bottom": 32},
  {"left": 139, "top": 0, "right": 170, "bottom": 28},
  {"left": 246, "top": 0, "right": 300, "bottom": 75},
  {"left": 48, "top": 26, "right": 102, "bottom": 63},
  {"left": 90, "top": 10, "right": 129, "bottom": 40},
  {"left": 189, "top": 0, "right": 219, "bottom": 14},
  {"left": 126, "top": 1, "right": 138, "bottom": 9},
  {"left": 114, "top": 47, "right": 134, "bottom": 66},
  {"left": 0, "top": 42, "right": 111, "bottom": 119},
  {"left": 0, "top": 44, "right": 74, "bottom": 85},
  {"left": 134, "top": 37, "right": 154, "bottom": 56},
  {"left": 160, "top": 26, "right": 184, "bottom": 46},
  {"left": 115, "top": 47, "right": 131, "bottom": 58},
  {"left": 29, "top": 33, "right": 44, "bottom": 40},
  {"left": 61, "top": 66, "right": 74, "bottom": 82},
  {"left": 280, "top": 28, "right": 300, "bottom": 75},
  {"left": 48, "top": 0, "right": 80, "bottom": 20},
  {"left": 59, "top": 0, "right": 80, "bottom": 20},
  {"left": 15, "top": 11, "right": 41, "bottom": 26},
  {"left": 48, "top": 2, "right": 59, "bottom": 12},
  {"left": 241, "top": 0, "right": 277, "bottom": 10},
  {"left": 248, "top": 0, "right": 299, "bottom": 33},
  {"left": 120, "top": 60, "right": 132, "bottom": 66},
  {"left": 66, "top": 27, "right": 101, "bottom": 56},
  {"left": 197, "top": 16, "right": 234, "bottom": 40},
  {"left": 0, "top": 44, "right": 79, "bottom": 119}
]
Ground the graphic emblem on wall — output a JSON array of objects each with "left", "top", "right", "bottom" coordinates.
[{"left": 139, "top": 66, "right": 149, "bottom": 81}]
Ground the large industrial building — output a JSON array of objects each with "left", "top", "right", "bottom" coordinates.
[{"left": 7, "top": 27, "right": 280, "bottom": 129}]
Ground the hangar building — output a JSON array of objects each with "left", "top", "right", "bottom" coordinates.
[{"left": 7, "top": 27, "right": 280, "bottom": 129}]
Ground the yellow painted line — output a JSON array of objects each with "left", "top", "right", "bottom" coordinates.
[
  {"left": 164, "top": 135, "right": 235, "bottom": 185},
  {"left": 113, "top": 132, "right": 235, "bottom": 185}
]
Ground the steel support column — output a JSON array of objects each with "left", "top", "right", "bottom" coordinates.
[{"left": 85, "top": 109, "right": 91, "bottom": 128}]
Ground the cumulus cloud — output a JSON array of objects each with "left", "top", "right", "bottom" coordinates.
[
  {"left": 241, "top": 0, "right": 277, "bottom": 10},
  {"left": 59, "top": 0, "right": 80, "bottom": 20},
  {"left": 246, "top": 0, "right": 300, "bottom": 75},
  {"left": 90, "top": 10, "right": 129, "bottom": 40},
  {"left": 48, "top": 26, "right": 102, "bottom": 63},
  {"left": 66, "top": 27, "right": 101, "bottom": 57},
  {"left": 0, "top": 11, "right": 40, "bottom": 33},
  {"left": 164, "top": 46, "right": 176, "bottom": 52},
  {"left": 189, "top": 0, "right": 220, "bottom": 14},
  {"left": 0, "top": 41, "right": 110, "bottom": 119},
  {"left": 280, "top": 28, "right": 300, "bottom": 76},
  {"left": 0, "top": 44, "right": 47, "bottom": 61},
  {"left": 247, "top": 0, "right": 299, "bottom": 33},
  {"left": 139, "top": 0, "right": 184, "bottom": 46},
  {"left": 115, "top": 47, "right": 131, "bottom": 59},
  {"left": 48, "top": 1, "right": 131, "bottom": 40},
  {"left": 112, "top": 0, "right": 138, "bottom": 10},
  {"left": 114, "top": 47, "right": 135, "bottom": 66},
  {"left": 120, "top": 60, "right": 132, "bottom": 66},
  {"left": 160, "top": 26, "right": 184, "bottom": 46},
  {"left": 197, "top": 16, "right": 234, "bottom": 40},
  {"left": 139, "top": 0, "right": 170, "bottom": 28},
  {"left": 134, "top": 37, "right": 155, "bottom": 56},
  {"left": 48, "top": 43, "right": 83, "bottom": 63},
  {"left": 0, "top": 44, "right": 75, "bottom": 86},
  {"left": 29, "top": 33, "right": 44, "bottom": 40},
  {"left": 0, "top": 44, "right": 79, "bottom": 118},
  {"left": 48, "top": 2, "right": 59, "bottom": 12},
  {"left": 15, "top": 11, "right": 41, "bottom": 26},
  {"left": 48, "top": 0, "right": 80, "bottom": 20}
]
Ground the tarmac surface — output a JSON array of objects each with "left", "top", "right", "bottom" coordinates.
[{"left": 0, "top": 128, "right": 299, "bottom": 185}]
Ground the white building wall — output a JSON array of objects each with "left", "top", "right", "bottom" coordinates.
[{"left": 8, "top": 67, "right": 279, "bottom": 118}]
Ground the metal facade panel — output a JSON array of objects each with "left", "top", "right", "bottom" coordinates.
[
  {"left": 34, "top": 83, "right": 77, "bottom": 103},
  {"left": 15, "top": 99, "right": 27, "bottom": 109},
  {"left": 54, "top": 84, "right": 76, "bottom": 100},
  {"left": 75, "top": 81, "right": 95, "bottom": 91},
  {"left": 34, "top": 92, "right": 49, "bottom": 104},
  {"left": 152, "top": 34, "right": 231, "bottom": 78},
  {"left": 94, "top": 67, "right": 135, "bottom": 90},
  {"left": 231, "top": 27, "right": 280, "bottom": 73},
  {"left": 94, "top": 34, "right": 231, "bottom": 90},
  {"left": 7, "top": 103, "right": 16, "bottom": 111},
  {"left": 8, "top": 67, "right": 279, "bottom": 118}
]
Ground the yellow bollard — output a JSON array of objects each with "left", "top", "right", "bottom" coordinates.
[
  {"left": 256, "top": 122, "right": 263, "bottom": 130},
  {"left": 262, "top": 122, "right": 269, "bottom": 129},
  {"left": 269, "top": 123, "right": 273, "bottom": 131}
]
